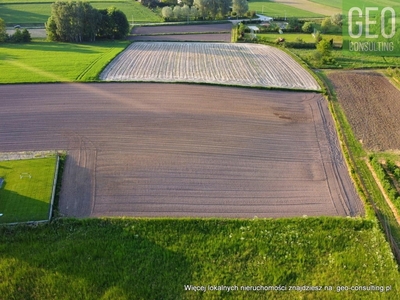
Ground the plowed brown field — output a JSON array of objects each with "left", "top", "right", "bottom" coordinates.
[
  {"left": 129, "top": 24, "right": 232, "bottom": 42},
  {"left": 0, "top": 83, "right": 363, "bottom": 218},
  {"left": 327, "top": 71, "right": 400, "bottom": 151}
]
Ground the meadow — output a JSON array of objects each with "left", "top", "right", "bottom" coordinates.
[
  {"left": 0, "top": 0, "right": 163, "bottom": 25},
  {"left": 1, "top": 217, "right": 399, "bottom": 299},
  {"left": 0, "top": 40, "right": 129, "bottom": 83},
  {"left": 0, "top": 156, "right": 57, "bottom": 224},
  {"left": 248, "top": 0, "right": 323, "bottom": 18},
  {"left": 309, "top": 0, "right": 341, "bottom": 9}
]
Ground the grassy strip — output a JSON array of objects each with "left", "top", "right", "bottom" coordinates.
[
  {"left": 1, "top": 217, "right": 399, "bottom": 299},
  {"left": 0, "top": 156, "right": 57, "bottom": 224},
  {"left": 76, "top": 42, "right": 131, "bottom": 81},
  {"left": 0, "top": 40, "right": 129, "bottom": 83}
]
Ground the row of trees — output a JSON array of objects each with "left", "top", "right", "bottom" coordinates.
[
  {"left": 0, "top": 18, "right": 31, "bottom": 43},
  {"left": 45, "top": 1, "right": 129, "bottom": 42},
  {"left": 159, "top": 0, "right": 249, "bottom": 21}
]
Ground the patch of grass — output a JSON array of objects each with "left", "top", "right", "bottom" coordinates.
[
  {"left": 249, "top": 0, "right": 323, "bottom": 18},
  {"left": 290, "top": 48, "right": 400, "bottom": 69},
  {"left": 374, "top": 151, "right": 400, "bottom": 164},
  {"left": 0, "top": 1, "right": 163, "bottom": 24},
  {"left": 258, "top": 32, "right": 341, "bottom": 44},
  {"left": 0, "top": 39, "right": 129, "bottom": 83},
  {"left": 0, "top": 217, "right": 399, "bottom": 299},
  {"left": 0, "top": 156, "right": 57, "bottom": 223},
  {"left": 309, "top": 0, "right": 342, "bottom": 9}
]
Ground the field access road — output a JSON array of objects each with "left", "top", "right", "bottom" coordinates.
[{"left": 0, "top": 83, "right": 364, "bottom": 218}]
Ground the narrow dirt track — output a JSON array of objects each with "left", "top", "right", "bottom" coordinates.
[{"left": 0, "top": 83, "right": 363, "bottom": 218}]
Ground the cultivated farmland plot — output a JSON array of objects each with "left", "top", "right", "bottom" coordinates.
[
  {"left": 327, "top": 71, "right": 400, "bottom": 151},
  {"left": 100, "top": 42, "right": 321, "bottom": 91},
  {"left": 0, "top": 83, "right": 362, "bottom": 218}
]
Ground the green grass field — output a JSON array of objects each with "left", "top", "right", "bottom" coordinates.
[
  {"left": 0, "top": 39, "right": 129, "bottom": 83},
  {"left": 290, "top": 47, "right": 400, "bottom": 69},
  {"left": 0, "top": 156, "right": 57, "bottom": 224},
  {"left": 258, "top": 32, "right": 342, "bottom": 43},
  {"left": 0, "top": 1, "right": 163, "bottom": 25},
  {"left": 0, "top": 217, "right": 399, "bottom": 299},
  {"left": 249, "top": 0, "right": 323, "bottom": 18},
  {"left": 309, "top": 0, "right": 342, "bottom": 9}
]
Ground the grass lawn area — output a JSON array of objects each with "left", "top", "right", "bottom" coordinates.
[
  {"left": 290, "top": 47, "right": 400, "bottom": 69},
  {"left": 258, "top": 32, "right": 342, "bottom": 44},
  {"left": 0, "top": 217, "right": 399, "bottom": 299},
  {"left": 0, "top": 1, "right": 163, "bottom": 24},
  {"left": 309, "top": 0, "right": 342, "bottom": 9},
  {"left": 0, "top": 156, "right": 57, "bottom": 224},
  {"left": 249, "top": 0, "right": 323, "bottom": 18},
  {"left": 0, "top": 39, "right": 129, "bottom": 83}
]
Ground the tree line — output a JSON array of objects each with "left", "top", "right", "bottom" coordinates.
[
  {"left": 157, "top": 0, "right": 249, "bottom": 21},
  {"left": 45, "top": 1, "right": 129, "bottom": 42},
  {"left": 0, "top": 18, "right": 31, "bottom": 43}
]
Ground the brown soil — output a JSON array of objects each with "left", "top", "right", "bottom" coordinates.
[
  {"left": 129, "top": 24, "right": 232, "bottom": 42},
  {"left": 129, "top": 34, "right": 231, "bottom": 42},
  {"left": 0, "top": 83, "right": 363, "bottom": 218},
  {"left": 327, "top": 71, "right": 400, "bottom": 151},
  {"left": 131, "top": 24, "right": 232, "bottom": 35}
]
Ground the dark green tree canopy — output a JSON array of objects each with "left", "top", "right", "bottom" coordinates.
[{"left": 46, "top": 1, "right": 129, "bottom": 42}]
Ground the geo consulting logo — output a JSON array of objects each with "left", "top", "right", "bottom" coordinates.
[{"left": 342, "top": 1, "right": 400, "bottom": 56}]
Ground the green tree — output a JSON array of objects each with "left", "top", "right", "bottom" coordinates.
[
  {"left": 190, "top": 6, "right": 198, "bottom": 19},
  {"left": 98, "top": 6, "right": 129, "bottom": 39},
  {"left": 173, "top": 6, "right": 181, "bottom": 20},
  {"left": 232, "top": 0, "right": 248, "bottom": 17},
  {"left": 46, "top": 1, "right": 101, "bottom": 42},
  {"left": 161, "top": 6, "right": 174, "bottom": 20},
  {"left": 194, "top": 0, "right": 208, "bottom": 19},
  {"left": 0, "top": 18, "right": 6, "bottom": 42},
  {"left": 302, "top": 21, "right": 314, "bottom": 33},
  {"left": 316, "top": 38, "right": 332, "bottom": 57},
  {"left": 218, "top": 0, "right": 231, "bottom": 18},
  {"left": 331, "top": 13, "right": 343, "bottom": 27},
  {"left": 320, "top": 17, "right": 332, "bottom": 33},
  {"left": 181, "top": 5, "right": 190, "bottom": 20},
  {"left": 106, "top": 6, "right": 129, "bottom": 39},
  {"left": 207, "top": 0, "right": 220, "bottom": 19}
]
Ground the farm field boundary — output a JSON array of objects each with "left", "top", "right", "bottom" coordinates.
[
  {"left": 100, "top": 42, "right": 321, "bottom": 91},
  {"left": 0, "top": 83, "right": 362, "bottom": 218},
  {"left": 0, "top": 40, "right": 129, "bottom": 84},
  {"left": 0, "top": 154, "right": 58, "bottom": 224},
  {"left": 319, "top": 70, "right": 400, "bottom": 263}
]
